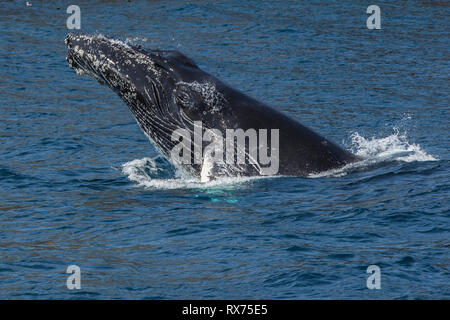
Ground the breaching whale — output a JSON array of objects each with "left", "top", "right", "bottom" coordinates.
[{"left": 66, "top": 33, "right": 360, "bottom": 180}]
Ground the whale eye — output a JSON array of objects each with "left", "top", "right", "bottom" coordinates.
[
  {"left": 175, "top": 84, "right": 197, "bottom": 110},
  {"left": 177, "top": 90, "right": 190, "bottom": 106}
]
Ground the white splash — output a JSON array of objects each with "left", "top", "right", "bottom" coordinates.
[
  {"left": 121, "top": 157, "right": 266, "bottom": 190},
  {"left": 309, "top": 130, "right": 437, "bottom": 178},
  {"left": 350, "top": 131, "right": 437, "bottom": 162}
]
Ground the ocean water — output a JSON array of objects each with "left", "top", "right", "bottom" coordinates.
[{"left": 0, "top": 1, "right": 448, "bottom": 299}]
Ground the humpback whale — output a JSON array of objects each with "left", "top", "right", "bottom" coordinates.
[{"left": 66, "top": 33, "right": 360, "bottom": 179}]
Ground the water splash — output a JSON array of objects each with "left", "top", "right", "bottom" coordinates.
[
  {"left": 121, "top": 156, "right": 266, "bottom": 190},
  {"left": 349, "top": 131, "right": 436, "bottom": 162},
  {"left": 309, "top": 129, "right": 437, "bottom": 178}
]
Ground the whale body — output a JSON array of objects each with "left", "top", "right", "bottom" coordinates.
[{"left": 66, "top": 33, "right": 360, "bottom": 179}]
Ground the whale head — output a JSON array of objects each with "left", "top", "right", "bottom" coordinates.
[{"left": 66, "top": 33, "right": 235, "bottom": 176}]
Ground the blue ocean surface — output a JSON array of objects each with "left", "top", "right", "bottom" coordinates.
[{"left": 0, "top": 1, "right": 448, "bottom": 299}]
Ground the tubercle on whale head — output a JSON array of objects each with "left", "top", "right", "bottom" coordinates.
[
  {"left": 65, "top": 33, "right": 212, "bottom": 100},
  {"left": 65, "top": 33, "right": 201, "bottom": 80}
]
